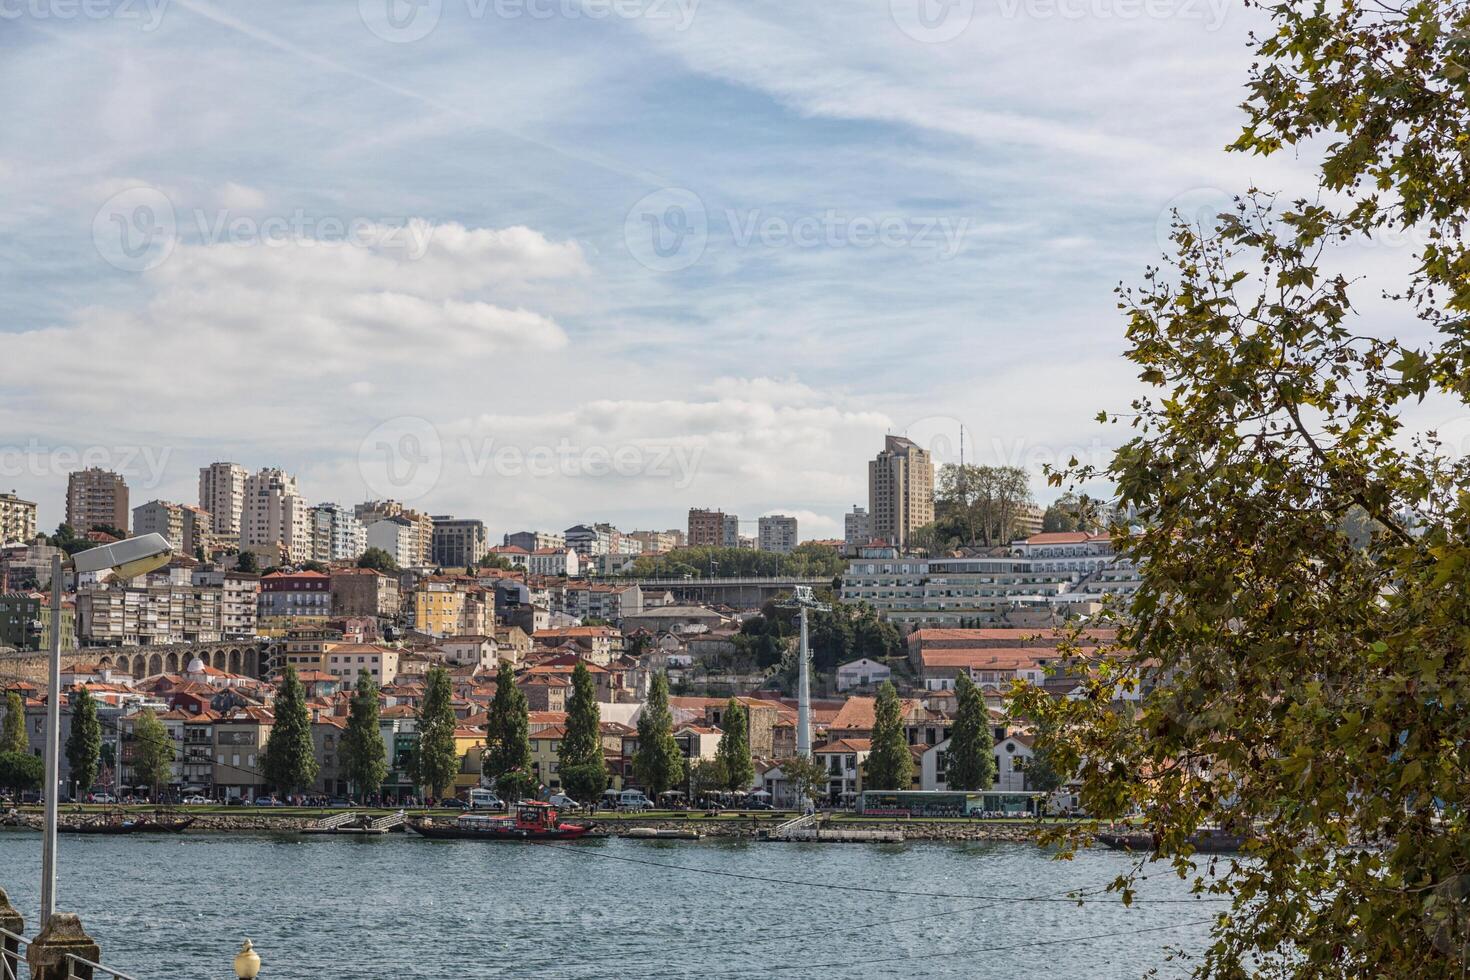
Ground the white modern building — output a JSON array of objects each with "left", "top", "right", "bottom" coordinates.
[
  {"left": 365, "top": 517, "right": 417, "bottom": 568},
  {"left": 198, "top": 462, "right": 247, "bottom": 538},
  {"left": 241, "top": 468, "right": 311, "bottom": 564},
  {"left": 311, "top": 503, "right": 367, "bottom": 563}
]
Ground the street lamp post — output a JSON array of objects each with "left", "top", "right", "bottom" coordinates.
[{"left": 39, "top": 534, "right": 172, "bottom": 928}]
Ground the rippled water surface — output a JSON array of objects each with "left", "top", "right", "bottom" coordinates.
[{"left": 0, "top": 830, "right": 1219, "bottom": 978}]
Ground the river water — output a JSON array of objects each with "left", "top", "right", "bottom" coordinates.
[{"left": 0, "top": 831, "right": 1220, "bottom": 979}]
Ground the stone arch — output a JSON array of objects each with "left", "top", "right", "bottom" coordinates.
[
  {"left": 246, "top": 650, "right": 260, "bottom": 678},
  {"left": 112, "top": 654, "right": 127, "bottom": 675},
  {"left": 212, "top": 649, "right": 226, "bottom": 670},
  {"left": 147, "top": 653, "right": 163, "bottom": 676},
  {"left": 228, "top": 649, "right": 242, "bottom": 674},
  {"left": 165, "top": 652, "right": 180, "bottom": 673}
]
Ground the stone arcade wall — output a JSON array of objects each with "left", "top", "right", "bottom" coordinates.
[{"left": 0, "top": 640, "right": 268, "bottom": 685}]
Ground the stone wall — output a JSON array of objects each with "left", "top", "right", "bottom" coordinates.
[{"left": 0, "top": 640, "right": 269, "bottom": 685}]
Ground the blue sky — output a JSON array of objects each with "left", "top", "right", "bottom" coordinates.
[{"left": 3, "top": 0, "right": 1404, "bottom": 541}]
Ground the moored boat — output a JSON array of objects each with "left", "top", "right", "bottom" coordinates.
[
  {"left": 406, "top": 801, "right": 604, "bottom": 841},
  {"left": 58, "top": 811, "right": 146, "bottom": 835}
]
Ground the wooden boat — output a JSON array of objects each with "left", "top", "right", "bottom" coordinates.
[
  {"left": 138, "top": 811, "right": 195, "bottom": 833},
  {"left": 1096, "top": 826, "right": 1249, "bottom": 854},
  {"left": 406, "top": 801, "right": 605, "bottom": 841},
  {"left": 58, "top": 812, "right": 146, "bottom": 835}
]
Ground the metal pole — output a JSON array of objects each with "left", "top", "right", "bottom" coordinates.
[
  {"left": 796, "top": 606, "right": 811, "bottom": 758},
  {"left": 40, "top": 552, "right": 62, "bottom": 926}
]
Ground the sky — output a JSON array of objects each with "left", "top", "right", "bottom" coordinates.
[{"left": 2, "top": 0, "right": 1444, "bottom": 543}]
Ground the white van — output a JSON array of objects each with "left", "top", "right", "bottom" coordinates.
[
  {"left": 467, "top": 788, "right": 503, "bottom": 810},
  {"left": 617, "top": 790, "right": 653, "bottom": 811}
]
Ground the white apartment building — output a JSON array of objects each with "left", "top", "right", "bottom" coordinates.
[
  {"left": 527, "top": 548, "right": 579, "bottom": 578},
  {"left": 355, "top": 501, "right": 431, "bottom": 566},
  {"left": 198, "top": 462, "right": 247, "bottom": 538},
  {"left": 365, "top": 517, "right": 417, "bottom": 568},
  {"left": 757, "top": 514, "right": 798, "bottom": 554},
  {"left": 132, "top": 500, "right": 213, "bottom": 557},
  {"left": 78, "top": 584, "right": 224, "bottom": 646},
  {"left": 325, "top": 643, "right": 400, "bottom": 686},
  {"left": 241, "top": 468, "right": 311, "bottom": 564},
  {"left": 504, "top": 530, "right": 565, "bottom": 552},
  {"left": 0, "top": 492, "right": 37, "bottom": 545},
  {"left": 310, "top": 503, "right": 367, "bottom": 563},
  {"left": 839, "top": 532, "right": 1141, "bottom": 628}
]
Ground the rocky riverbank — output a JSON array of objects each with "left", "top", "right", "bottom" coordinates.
[{"left": 7, "top": 809, "right": 1056, "bottom": 841}]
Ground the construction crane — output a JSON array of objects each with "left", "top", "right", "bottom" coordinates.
[{"left": 778, "top": 585, "right": 830, "bottom": 758}]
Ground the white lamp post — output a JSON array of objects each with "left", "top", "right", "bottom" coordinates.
[{"left": 40, "top": 533, "right": 172, "bottom": 927}]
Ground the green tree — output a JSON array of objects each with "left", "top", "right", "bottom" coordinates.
[
  {"left": 936, "top": 464, "right": 1034, "bottom": 547},
  {"left": 129, "top": 709, "right": 174, "bottom": 798},
  {"left": 0, "top": 751, "right": 42, "bottom": 792},
  {"left": 1007, "top": 4, "right": 1470, "bottom": 970},
  {"left": 864, "top": 681, "right": 911, "bottom": 791},
  {"left": 558, "top": 661, "right": 607, "bottom": 804},
  {"left": 945, "top": 673, "right": 994, "bottom": 791},
  {"left": 262, "top": 666, "right": 319, "bottom": 795},
  {"left": 233, "top": 549, "right": 260, "bottom": 574},
  {"left": 688, "top": 758, "right": 725, "bottom": 797},
  {"left": 410, "top": 666, "right": 459, "bottom": 799},
  {"left": 633, "top": 673, "right": 683, "bottom": 799},
  {"left": 1, "top": 692, "right": 27, "bottom": 754},
  {"left": 714, "top": 698, "right": 754, "bottom": 792},
  {"left": 779, "top": 754, "right": 829, "bottom": 806},
  {"left": 65, "top": 687, "right": 102, "bottom": 795},
  {"left": 340, "top": 673, "right": 387, "bottom": 802},
  {"left": 483, "top": 661, "right": 534, "bottom": 800},
  {"left": 357, "top": 547, "right": 400, "bottom": 573}
]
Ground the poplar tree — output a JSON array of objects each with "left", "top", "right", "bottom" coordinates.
[
  {"left": 483, "top": 661, "right": 533, "bottom": 801},
  {"left": 1, "top": 692, "right": 26, "bottom": 754},
  {"left": 341, "top": 673, "right": 387, "bottom": 803},
  {"left": 864, "top": 682, "right": 912, "bottom": 791},
  {"left": 945, "top": 673, "right": 994, "bottom": 791},
  {"left": 633, "top": 673, "right": 683, "bottom": 800},
  {"left": 66, "top": 687, "right": 102, "bottom": 796},
  {"left": 714, "top": 698, "right": 754, "bottom": 793},
  {"left": 558, "top": 661, "right": 606, "bottom": 804},
  {"left": 262, "top": 666, "right": 319, "bottom": 795},
  {"left": 411, "top": 666, "right": 459, "bottom": 800}
]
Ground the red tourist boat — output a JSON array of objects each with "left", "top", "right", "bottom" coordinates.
[{"left": 406, "top": 801, "right": 605, "bottom": 841}]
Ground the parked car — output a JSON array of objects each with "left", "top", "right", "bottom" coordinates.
[
  {"left": 746, "top": 801, "right": 775, "bottom": 811},
  {"left": 326, "top": 798, "right": 357, "bottom": 808},
  {"left": 182, "top": 795, "right": 210, "bottom": 805},
  {"left": 253, "top": 796, "right": 279, "bottom": 807},
  {"left": 547, "top": 793, "right": 581, "bottom": 811},
  {"left": 226, "top": 796, "right": 247, "bottom": 806},
  {"left": 87, "top": 793, "right": 117, "bottom": 804}
]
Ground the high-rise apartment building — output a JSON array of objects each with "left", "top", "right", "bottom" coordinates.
[
  {"left": 687, "top": 509, "right": 727, "bottom": 549},
  {"left": 132, "top": 500, "right": 213, "bottom": 556},
  {"left": 757, "top": 515, "right": 799, "bottom": 553},
  {"left": 310, "top": 503, "right": 367, "bottom": 563},
  {"left": 241, "top": 468, "right": 311, "bottom": 564},
  {"left": 844, "top": 505, "right": 871, "bottom": 551},
  {"left": 198, "top": 462, "right": 247, "bottom": 538},
  {"left": 66, "top": 468, "right": 129, "bottom": 534},
  {"left": 868, "top": 435, "right": 934, "bottom": 550},
  {"left": 0, "top": 492, "right": 37, "bottom": 545},
  {"left": 431, "top": 516, "right": 487, "bottom": 568}
]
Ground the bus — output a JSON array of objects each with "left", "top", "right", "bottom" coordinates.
[{"left": 856, "top": 790, "right": 1045, "bottom": 818}]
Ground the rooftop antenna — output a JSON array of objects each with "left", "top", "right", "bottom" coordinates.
[{"left": 778, "top": 585, "right": 831, "bottom": 757}]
